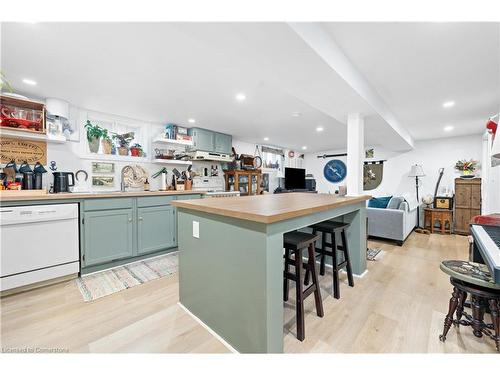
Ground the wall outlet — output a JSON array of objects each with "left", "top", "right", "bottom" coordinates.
[{"left": 193, "top": 221, "right": 199, "bottom": 238}]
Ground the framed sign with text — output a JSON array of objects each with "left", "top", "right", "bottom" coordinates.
[{"left": 0, "top": 137, "right": 47, "bottom": 164}]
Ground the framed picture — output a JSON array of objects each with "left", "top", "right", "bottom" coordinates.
[
  {"left": 92, "top": 176, "right": 115, "bottom": 187},
  {"left": 365, "top": 148, "right": 374, "bottom": 158},
  {"left": 92, "top": 162, "right": 115, "bottom": 174}
]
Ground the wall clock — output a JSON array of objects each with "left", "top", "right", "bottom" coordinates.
[{"left": 323, "top": 159, "right": 347, "bottom": 183}]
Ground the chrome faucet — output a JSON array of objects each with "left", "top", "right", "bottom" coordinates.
[{"left": 120, "top": 165, "right": 134, "bottom": 192}]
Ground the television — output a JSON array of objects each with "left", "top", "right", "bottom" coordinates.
[{"left": 284, "top": 167, "right": 306, "bottom": 190}]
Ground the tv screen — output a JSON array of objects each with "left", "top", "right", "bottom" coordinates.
[{"left": 284, "top": 167, "right": 306, "bottom": 190}]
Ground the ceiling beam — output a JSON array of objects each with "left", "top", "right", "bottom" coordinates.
[{"left": 288, "top": 22, "right": 414, "bottom": 149}]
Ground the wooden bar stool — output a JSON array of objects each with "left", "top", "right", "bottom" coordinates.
[
  {"left": 283, "top": 231, "right": 324, "bottom": 341},
  {"left": 439, "top": 260, "right": 500, "bottom": 352},
  {"left": 304, "top": 220, "right": 354, "bottom": 299}
]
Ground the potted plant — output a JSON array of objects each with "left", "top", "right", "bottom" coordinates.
[
  {"left": 454, "top": 159, "right": 479, "bottom": 178},
  {"left": 112, "top": 132, "right": 134, "bottom": 156},
  {"left": 101, "top": 128, "right": 113, "bottom": 154},
  {"left": 130, "top": 143, "right": 144, "bottom": 157},
  {"left": 84, "top": 120, "right": 105, "bottom": 153}
]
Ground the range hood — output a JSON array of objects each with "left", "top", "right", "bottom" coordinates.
[{"left": 189, "top": 150, "right": 232, "bottom": 162}]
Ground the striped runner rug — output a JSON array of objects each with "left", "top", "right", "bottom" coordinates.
[{"left": 75, "top": 252, "right": 178, "bottom": 302}]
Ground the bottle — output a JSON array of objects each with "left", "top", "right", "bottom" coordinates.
[{"left": 144, "top": 178, "right": 150, "bottom": 191}]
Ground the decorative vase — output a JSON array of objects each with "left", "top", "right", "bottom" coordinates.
[
  {"left": 130, "top": 147, "right": 140, "bottom": 157},
  {"left": 88, "top": 137, "right": 100, "bottom": 153},
  {"left": 118, "top": 146, "right": 129, "bottom": 156},
  {"left": 102, "top": 139, "right": 112, "bottom": 154}
]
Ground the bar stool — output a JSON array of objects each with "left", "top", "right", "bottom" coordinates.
[
  {"left": 304, "top": 220, "right": 354, "bottom": 299},
  {"left": 439, "top": 260, "right": 500, "bottom": 352},
  {"left": 283, "top": 231, "right": 324, "bottom": 341}
]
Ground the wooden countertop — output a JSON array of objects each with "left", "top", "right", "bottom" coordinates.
[
  {"left": 0, "top": 190, "right": 205, "bottom": 202},
  {"left": 172, "top": 193, "right": 371, "bottom": 224}
]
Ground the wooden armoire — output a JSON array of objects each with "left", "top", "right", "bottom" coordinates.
[{"left": 454, "top": 178, "right": 481, "bottom": 235}]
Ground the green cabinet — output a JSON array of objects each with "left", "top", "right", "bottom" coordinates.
[
  {"left": 215, "top": 132, "right": 232, "bottom": 154},
  {"left": 81, "top": 194, "right": 202, "bottom": 270},
  {"left": 189, "top": 127, "right": 232, "bottom": 154},
  {"left": 137, "top": 205, "right": 176, "bottom": 255},
  {"left": 83, "top": 208, "right": 134, "bottom": 266},
  {"left": 191, "top": 127, "right": 215, "bottom": 152}
]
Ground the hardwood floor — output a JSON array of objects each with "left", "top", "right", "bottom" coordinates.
[{"left": 1, "top": 233, "right": 497, "bottom": 353}]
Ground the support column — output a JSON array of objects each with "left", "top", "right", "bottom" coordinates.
[{"left": 346, "top": 113, "right": 364, "bottom": 196}]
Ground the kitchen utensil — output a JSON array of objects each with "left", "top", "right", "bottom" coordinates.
[
  {"left": 172, "top": 168, "right": 182, "bottom": 179},
  {"left": 22, "top": 171, "right": 34, "bottom": 190},
  {"left": 5, "top": 160, "right": 18, "bottom": 173},
  {"left": 33, "top": 162, "right": 47, "bottom": 174},
  {"left": 33, "top": 172, "right": 43, "bottom": 190},
  {"left": 18, "top": 161, "right": 32, "bottom": 173},
  {"left": 53, "top": 172, "right": 75, "bottom": 193}
]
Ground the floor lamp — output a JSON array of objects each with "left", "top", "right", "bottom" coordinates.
[{"left": 409, "top": 164, "right": 427, "bottom": 234}]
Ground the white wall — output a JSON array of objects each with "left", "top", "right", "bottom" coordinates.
[
  {"left": 305, "top": 134, "right": 483, "bottom": 199},
  {"left": 42, "top": 107, "right": 225, "bottom": 192}
]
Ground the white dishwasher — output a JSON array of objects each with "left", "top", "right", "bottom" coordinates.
[{"left": 0, "top": 203, "right": 80, "bottom": 292}]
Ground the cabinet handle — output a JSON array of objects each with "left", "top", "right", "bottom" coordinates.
[
  {"left": 128, "top": 218, "right": 132, "bottom": 222},
  {"left": 139, "top": 217, "right": 143, "bottom": 221}
]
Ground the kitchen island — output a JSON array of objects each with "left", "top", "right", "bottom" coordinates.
[{"left": 172, "top": 193, "right": 371, "bottom": 353}]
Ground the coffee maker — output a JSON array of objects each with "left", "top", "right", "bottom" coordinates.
[{"left": 52, "top": 172, "right": 75, "bottom": 193}]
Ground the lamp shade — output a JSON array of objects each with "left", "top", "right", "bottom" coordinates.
[{"left": 409, "top": 164, "right": 425, "bottom": 177}]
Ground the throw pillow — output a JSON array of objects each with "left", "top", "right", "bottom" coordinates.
[
  {"left": 387, "top": 196, "right": 404, "bottom": 210},
  {"left": 367, "top": 196, "right": 393, "bottom": 208}
]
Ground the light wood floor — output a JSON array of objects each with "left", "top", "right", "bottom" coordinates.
[{"left": 1, "top": 233, "right": 497, "bottom": 353}]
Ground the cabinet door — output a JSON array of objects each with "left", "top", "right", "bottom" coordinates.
[
  {"left": 471, "top": 184, "right": 481, "bottom": 209},
  {"left": 192, "top": 128, "right": 215, "bottom": 152},
  {"left": 83, "top": 209, "right": 134, "bottom": 266},
  {"left": 455, "top": 184, "right": 471, "bottom": 208},
  {"left": 454, "top": 208, "right": 469, "bottom": 234},
  {"left": 214, "top": 132, "right": 232, "bottom": 154},
  {"left": 137, "top": 205, "right": 176, "bottom": 255}
]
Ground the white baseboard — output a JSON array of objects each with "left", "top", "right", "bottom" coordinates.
[{"left": 177, "top": 302, "right": 239, "bottom": 353}]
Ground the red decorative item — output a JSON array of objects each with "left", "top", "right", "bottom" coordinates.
[
  {"left": 130, "top": 148, "right": 140, "bottom": 157},
  {"left": 486, "top": 115, "right": 498, "bottom": 139}
]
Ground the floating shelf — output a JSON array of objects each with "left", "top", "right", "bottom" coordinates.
[
  {"left": 152, "top": 159, "right": 192, "bottom": 166},
  {"left": 80, "top": 153, "right": 149, "bottom": 163},
  {"left": 152, "top": 137, "right": 193, "bottom": 146},
  {"left": 0, "top": 128, "right": 66, "bottom": 144}
]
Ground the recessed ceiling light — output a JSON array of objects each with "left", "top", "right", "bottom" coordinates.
[
  {"left": 301, "top": 146, "right": 307, "bottom": 150},
  {"left": 292, "top": 112, "right": 302, "bottom": 117},
  {"left": 442, "top": 101, "right": 455, "bottom": 108},
  {"left": 263, "top": 137, "right": 269, "bottom": 141},
  {"left": 22, "top": 78, "right": 37, "bottom": 86},
  {"left": 444, "top": 125, "right": 454, "bottom": 132},
  {"left": 188, "top": 118, "right": 196, "bottom": 124},
  {"left": 316, "top": 126, "right": 324, "bottom": 132},
  {"left": 235, "top": 93, "right": 246, "bottom": 101}
]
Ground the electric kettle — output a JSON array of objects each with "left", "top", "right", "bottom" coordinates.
[{"left": 52, "top": 172, "right": 75, "bottom": 193}]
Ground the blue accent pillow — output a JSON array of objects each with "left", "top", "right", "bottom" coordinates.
[{"left": 367, "top": 196, "right": 393, "bottom": 209}]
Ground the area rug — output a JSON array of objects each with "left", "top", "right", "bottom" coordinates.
[
  {"left": 75, "top": 252, "right": 178, "bottom": 302},
  {"left": 367, "top": 247, "right": 383, "bottom": 261}
]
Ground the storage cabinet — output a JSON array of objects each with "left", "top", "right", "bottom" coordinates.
[
  {"left": 81, "top": 194, "right": 201, "bottom": 270},
  {"left": 214, "top": 132, "right": 232, "bottom": 154},
  {"left": 454, "top": 178, "right": 481, "bottom": 235},
  {"left": 83, "top": 208, "right": 134, "bottom": 266},
  {"left": 189, "top": 127, "right": 232, "bottom": 153},
  {"left": 137, "top": 206, "right": 176, "bottom": 255}
]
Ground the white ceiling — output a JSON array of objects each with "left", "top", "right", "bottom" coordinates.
[
  {"left": 1, "top": 22, "right": 498, "bottom": 152},
  {"left": 325, "top": 22, "right": 500, "bottom": 141}
]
